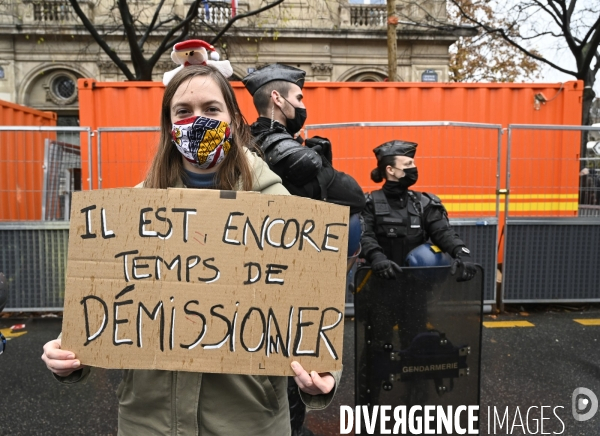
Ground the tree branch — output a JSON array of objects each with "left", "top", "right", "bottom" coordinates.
[
  {"left": 449, "top": 0, "right": 578, "bottom": 77},
  {"left": 152, "top": 17, "right": 179, "bottom": 32},
  {"left": 552, "top": 0, "right": 581, "bottom": 58},
  {"left": 581, "top": 15, "right": 600, "bottom": 47},
  {"left": 139, "top": 0, "right": 167, "bottom": 48},
  {"left": 67, "top": 0, "right": 135, "bottom": 80},
  {"left": 148, "top": 0, "right": 202, "bottom": 66},
  {"left": 519, "top": 31, "right": 563, "bottom": 40},
  {"left": 566, "top": 0, "right": 577, "bottom": 22},
  {"left": 210, "top": 0, "right": 285, "bottom": 45},
  {"left": 580, "top": 22, "right": 600, "bottom": 74},
  {"left": 530, "top": 0, "right": 563, "bottom": 29},
  {"left": 118, "top": 0, "right": 147, "bottom": 78}
]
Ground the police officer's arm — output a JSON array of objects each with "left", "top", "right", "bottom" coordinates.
[
  {"left": 360, "top": 194, "right": 387, "bottom": 263},
  {"left": 271, "top": 147, "right": 323, "bottom": 186},
  {"left": 421, "top": 194, "right": 467, "bottom": 256},
  {"left": 422, "top": 193, "right": 478, "bottom": 281}
]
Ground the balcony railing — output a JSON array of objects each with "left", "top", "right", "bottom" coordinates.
[
  {"left": 32, "top": 1, "right": 77, "bottom": 22},
  {"left": 349, "top": 5, "right": 386, "bottom": 28},
  {"left": 198, "top": 1, "right": 233, "bottom": 26}
]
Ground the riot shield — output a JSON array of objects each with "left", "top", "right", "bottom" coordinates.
[{"left": 354, "top": 265, "right": 484, "bottom": 435}]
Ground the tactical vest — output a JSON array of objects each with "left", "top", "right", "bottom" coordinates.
[{"left": 371, "top": 189, "right": 429, "bottom": 263}]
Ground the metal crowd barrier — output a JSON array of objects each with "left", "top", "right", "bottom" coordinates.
[
  {"left": 2, "top": 123, "right": 600, "bottom": 310},
  {"left": 96, "top": 127, "right": 160, "bottom": 189},
  {"left": 0, "top": 127, "right": 91, "bottom": 311},
  {"left": 501, "top": 125, "right": 600, "bottom": 304}
]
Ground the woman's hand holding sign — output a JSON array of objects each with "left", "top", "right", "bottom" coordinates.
[
  {"left": 291, "top": 361, "right": 335, "bottom": 395},
  {"left": 42, "top": 338, "right": 85, "bottom": 377}
]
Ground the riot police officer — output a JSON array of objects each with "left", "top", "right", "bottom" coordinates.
[
  {"left": 243, "top": 64, "right": 365, "bottom": 436},
  {"left": 242, "top": 64, "right": 365, "bottom": 216},
  {"left": 361, "top": 140, "right": 477, "bottom": 281},
  {"left": 357, "top": 140, "right": 478, "bottom": 415}
]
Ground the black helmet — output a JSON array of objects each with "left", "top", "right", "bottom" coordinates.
[{"left": 405, "top": 243, "right": 452, "bottom": 267}]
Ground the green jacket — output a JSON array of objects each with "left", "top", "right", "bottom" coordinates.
[{"left": 59, "top": 149, "right": 342, "bottom": 436}]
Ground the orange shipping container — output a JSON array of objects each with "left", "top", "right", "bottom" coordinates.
[
  {"left": 78, "top": 79, "right": 582, "bottom": 219},
  {"left": 0, "top": 100, "right": 57, "bottom": 220}
]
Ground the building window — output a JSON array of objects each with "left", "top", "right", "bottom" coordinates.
[
  {"left": 348, "top": 72, "right": 386, "bottom": 82},
  {"left": 0, "top": 66, "right": 4, "bottom": 80},
  {"left": 46, "top": 71, "right": 79, "bottom": 105},
  {"left": 52, "top": 75, "right": 76, "bottom": 100}
]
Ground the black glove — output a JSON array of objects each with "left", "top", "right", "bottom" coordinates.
[
  {"left": 450, "top": 251, "right": 477, "bottom": 282},
  {"left": 371, "top": 254, "right": 403, "bottom": 280},
  {"left": 305, "top": 136, "right": 333, "bottom": 164}
]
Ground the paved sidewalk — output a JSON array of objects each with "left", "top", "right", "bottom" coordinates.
[{"left": 2, "top": 309, "right": 600, "bottom": 435}]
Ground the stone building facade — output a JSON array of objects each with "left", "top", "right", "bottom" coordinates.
[{"left": 0, "top": 0, "right": 461, "bottom": 124}]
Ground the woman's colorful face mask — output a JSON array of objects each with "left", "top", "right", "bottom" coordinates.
[
  {"left": 171, "top": 116, "right": 232, "bottom": 169},
  {"left": 169, "top": 75, "right": 232, "bottom": 171}
]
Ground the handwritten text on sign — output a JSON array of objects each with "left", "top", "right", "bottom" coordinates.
[{"left": 61, "top": 188, "right": 349, "bottom": 376}]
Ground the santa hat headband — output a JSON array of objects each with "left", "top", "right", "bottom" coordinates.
[
  {"left": 172, "top": 40, "right": 219, "bottom": 61},
  {"left": 163, "top": 39, "right": 233, "bottom": 86}
]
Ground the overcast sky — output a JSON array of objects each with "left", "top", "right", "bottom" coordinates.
[
  {"left": 537, "top": 47, "right": 600, "bottom": 97},
  {"left": 515, "top": 1, "right": 599, "bottom": 98}
]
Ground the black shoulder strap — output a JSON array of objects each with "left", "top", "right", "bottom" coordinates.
[
  {"left": 421, "top": 192, "right": 440, "bottom": 207},
  {"left": 371, "top": 190, "right": 390, "bottom": 216},
  {"left": 407, "top": 191, "right": 424, "bottom": 217},
  {"left": 316, "top": 167, "right": 335, "bottom": 201}
]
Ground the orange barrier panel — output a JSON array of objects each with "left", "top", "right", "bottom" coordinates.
[
  {"left": 304, "top": 124, "right": 502, "bottom": 219},
  {"left": 0, "top": 100, "right": 57, "bottom": 220},
  {"left": 78, "top": 80, "right": 164, "bottom": 189},
  {"left": 507, "top": 128, "right": 581, "bottom": 218}
]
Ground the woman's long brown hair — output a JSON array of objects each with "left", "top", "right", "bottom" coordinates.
[{"left": 144, "top": 65, "right": 256, "bottom": 191}]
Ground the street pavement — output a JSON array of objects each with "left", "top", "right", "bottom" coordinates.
[{"left": 1, "top": 308, "right": 600, "bottom": 435}]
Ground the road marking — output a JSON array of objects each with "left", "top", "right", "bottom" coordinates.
[
  {"left": 0, "top": 328, "right": 27, "bottom": 340},
  {"left": 574, "top": 319, "right": 600, "bottom": 326},
  {"left": 483, "top": 321, "right": 535, "bottom": 328}
]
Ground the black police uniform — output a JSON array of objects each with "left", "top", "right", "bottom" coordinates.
[
  {"left": 361, "top": 182, "right": 470, "bottom": 352},
  {"left": 243, "top": 64, "right": 365, "bottom": 214},
  {"left": 361, "top": 185, "right": 467, "bottom": 266},
  {"left": 249, "top": 118, "right": 365, "bottom": 214},
  {"left": 361, "top": 139, "right": 469, "bottom": 271},
  {"left": 358, "top": 141, "right": 475, "bottom": 411},
  {"left": 243, "top": 64, "right": 365, "bottom": 436}
]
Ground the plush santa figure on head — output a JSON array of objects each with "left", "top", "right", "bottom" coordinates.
[{"left": 162, "top": 39, "right": 233, "bottom": 85}]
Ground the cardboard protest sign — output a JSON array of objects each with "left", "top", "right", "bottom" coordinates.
[{"left": 62, "top": 188, "right": 348, "bottom": 376}]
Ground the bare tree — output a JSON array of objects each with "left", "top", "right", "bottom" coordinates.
[
  {"left": 67, "top": 0, "right": 284, "bottom": 81},
  {"left": 449, "top": 0, "right": 599, "bottom": 127},
  {"left": 447, "top": 0, "right": 542, "bottom": 82}
]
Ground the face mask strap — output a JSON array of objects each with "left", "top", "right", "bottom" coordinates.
[
  {"left": 270, "top": 104, "right": 275, "bottom": 129},
  {"left": 277, "top": 95, "right": 290, "bottom": 123},
  {"left": 388, "top": 166, "right": 404, "bottom": 178},
  {"left": 270, "top": 90, "right": 284, "bottom": 129}
]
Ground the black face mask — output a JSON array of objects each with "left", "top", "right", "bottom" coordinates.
[
  {"left": 280, "top": 96, "right": 307, "bottom": 136},
  {"left": 395, "top": 167, "right": 418, "bottom": 189}
]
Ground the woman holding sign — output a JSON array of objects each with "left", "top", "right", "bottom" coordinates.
[{"left": 42, "top": 64, "right": 339, "bottom": 436}]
